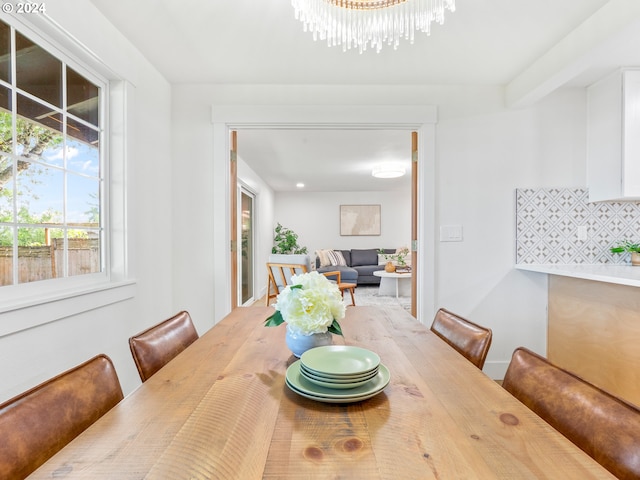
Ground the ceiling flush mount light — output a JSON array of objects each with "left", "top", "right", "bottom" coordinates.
[
  {"left": 372, "top": 163, "right": 405, "bottom": 179},
  {"left": 291, "top": 0, "right": 455, "bottom": 54}
]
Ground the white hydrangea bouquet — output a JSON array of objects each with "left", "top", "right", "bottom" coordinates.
[{"left": 265, "top": 271, "right": 345, "bottom": 336}]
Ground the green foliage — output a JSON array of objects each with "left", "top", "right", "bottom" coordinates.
[
  {"left": 84, "top": 192, "right": 99, "bottom": 223},
  {"left": 271, "top": 222, "right": 308, "bottom": 254},
  {"left": 264, "top": 309, "right": 284, "bottom": 327},
  {"left": 0, "top": 205, "right": 60, "bottom": 246},
  {"left": 328, "top": 319, "right": 343, "bottom": 336},
  {"left": 378, "top": 247, "right": 409, "bottom": 266},
  {"left": 610, "top": 240, "right": 640, "bottom": 254}
]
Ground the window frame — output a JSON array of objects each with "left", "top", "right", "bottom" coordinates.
[{"left": 0, "top": 13, "right": 134, "bottom": 335}]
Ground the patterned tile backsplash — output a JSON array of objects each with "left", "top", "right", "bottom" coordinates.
[{"left": 516, "top": 188, "right": 640, "bottom": 264}]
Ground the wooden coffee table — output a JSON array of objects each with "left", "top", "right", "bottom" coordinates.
[{"left": 373, "top": 270, "right": 412, "bottom": 298}]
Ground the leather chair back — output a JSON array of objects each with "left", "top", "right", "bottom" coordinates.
[
  {"left": 0, "top": 354, "right": 123, "bottom": 479},
  {"left": 430, "top": 308, "right": 492, "bottom": 369},
  {"left": 503, "top": 347, "right": 640, "bottom": 480},
  {"left": 129, "top": 310, "right": 199, "bottom": 382}
]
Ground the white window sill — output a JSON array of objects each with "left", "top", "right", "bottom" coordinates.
[{"left": 0, "top": 280, "right": 137, "bottom": 337}]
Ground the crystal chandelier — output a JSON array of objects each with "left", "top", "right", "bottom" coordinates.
[{"left": 291, "top": 0, "right": 456, "bottom": 54}]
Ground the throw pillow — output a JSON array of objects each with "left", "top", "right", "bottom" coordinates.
[
  {"left": 327, "top": 250, "right": 347, "bottom": 266},
  {"left": 315, "top": 249, "right": 333, "bottom": 267}
]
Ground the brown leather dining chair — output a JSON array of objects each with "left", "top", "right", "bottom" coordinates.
[
  {"left": 503, "top": 347, "right": 640, "bottom": 480},
  {"left": 430, "top": 308, "right": 493, "bottom": 369},
  {"left": 0, "top": 354, "right": 123, "bottom": 480},
  {"left": 129, "top": 310, "right": 199, "bottom": 382}
]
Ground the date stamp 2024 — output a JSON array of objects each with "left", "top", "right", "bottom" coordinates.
[{"left": 2, "top": 2, "right": 46, "bottom": 14}]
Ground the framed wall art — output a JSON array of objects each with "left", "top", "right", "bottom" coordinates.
[{"left": 340, "top": 204, "right": 381, "bottom": 236}]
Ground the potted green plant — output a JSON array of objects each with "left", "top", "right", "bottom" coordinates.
[
  {"left": 272, "top": 223, "right": 308, "bottom": 255},
  {"left": 610, "top": 241, "right": 640, "bottom": 266},
  {"left": 378, "top": 247, "right": 410, "bottom": 271}
]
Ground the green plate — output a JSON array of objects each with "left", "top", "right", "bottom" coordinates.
[
  {"left": 285, "top": 378, "right": 387, "bottom": 403},
  {"left": 300, "top": 368, "right": 377, "bottom": 389},
  {"left": 300, "top": 345, "right": 380, "bottom": 376},
  {"left": 300, "top": 363, "right": 378, "bottom": 384},
  {"left": 301, "top": 364, "right": 378, "bottom": 380},
  {"left": 286, "top": 360, "right": 390, "bottom": 400}
]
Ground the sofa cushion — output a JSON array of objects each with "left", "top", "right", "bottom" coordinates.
[
  {"left": 316, "top": 265, "right": 358, "bottom": 283},
  {"left": 340, "top": 250, "right": 351, "bottom": 267},
  {"left": 326, "top": 250, "right": 347, "bottom": 266},
  {"left": 355, "top": 265, "right": 385, "bottom": 277},
  {"left": 350, "top": 249, "right": 379, "bottom": 267}
]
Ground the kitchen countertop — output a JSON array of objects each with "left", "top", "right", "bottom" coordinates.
[{"left": 516, "top": 264, "right": 640, "bottom": 288}]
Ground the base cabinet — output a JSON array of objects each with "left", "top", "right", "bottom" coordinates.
[{"left": 548, "top": 275, "right": 640, "bottom": 407}]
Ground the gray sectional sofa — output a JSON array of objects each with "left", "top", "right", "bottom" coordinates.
[{"left": 315, "top": 248, "right": 396, "bottom": 285}]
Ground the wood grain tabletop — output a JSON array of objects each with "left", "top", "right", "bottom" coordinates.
[{"left": 28, "top": 306, "right": 615, "bottom": 479}]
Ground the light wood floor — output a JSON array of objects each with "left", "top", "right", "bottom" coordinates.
[{"left": 252, "top": 295, "right": 266, "bottom": 307}]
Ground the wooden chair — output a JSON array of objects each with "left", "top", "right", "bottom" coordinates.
[
  {"left": 503, "top": 347, "right": 640, "bottom": 480},
  {"left": 129, "top": 310, "right": 199, "bottom": 382},
  {"left": 430, "top": 308, "right": 492, "bottom": 369},
  {"left": 0, "top": 354, "right": 123, "bottom": 480},
  {"left": 322, "top": 270, "right": 356, "bottom": 306},
  {"left": 265, "top": 262, "right": 309, "bottom": 305}
]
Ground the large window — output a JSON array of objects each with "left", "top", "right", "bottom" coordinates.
[{"left": 0, "top": 19, "right": 103, "bottom": 286}]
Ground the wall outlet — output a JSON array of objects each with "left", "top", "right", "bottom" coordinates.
[{"left": 577, "top": 225, "right": 588, "bottom": 241}]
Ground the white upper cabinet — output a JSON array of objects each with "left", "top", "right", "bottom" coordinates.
[{"left": 587, "top": 69, "right": 640, "bottom": 201}]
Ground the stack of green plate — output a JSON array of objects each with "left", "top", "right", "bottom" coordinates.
[{"left": 285, "top": 345, "right": 390, "bottom": 403}]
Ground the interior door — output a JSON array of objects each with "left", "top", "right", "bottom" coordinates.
[{"left": 411, "top": 131, "right": 418, "bottom": 317}]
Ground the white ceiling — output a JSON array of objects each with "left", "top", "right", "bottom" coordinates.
[
  {"left": 238, "top": 129, "right": 413, "bottom": 192},
  {"left": 88, "top": 0, "right": 640, "bottom": 191}
]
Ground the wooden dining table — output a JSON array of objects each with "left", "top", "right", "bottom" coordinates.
[{"left": 29, "top": 306, "right": 615, "bottom": 479}]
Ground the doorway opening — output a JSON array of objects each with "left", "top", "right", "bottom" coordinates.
[
  {"left": 236, "top": 128, "right": 416, "bottom": 313},
  {"left": 211, "top": 105, "right": 436, "bottom": 324}
]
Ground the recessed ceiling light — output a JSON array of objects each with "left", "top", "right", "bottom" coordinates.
[
  {"left": 296, "top": 182, "right": 305, "bottom": 188},
  {"left": 372, "top": 163, "right": 405, "bottom": 179}
]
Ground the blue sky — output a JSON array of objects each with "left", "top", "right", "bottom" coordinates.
[{"left": 15, "top": 140, "right": 100, "bottom": 223}]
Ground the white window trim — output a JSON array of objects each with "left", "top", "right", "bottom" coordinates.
[{"left": 0, "top": 13, "right": 135, "bottom": 336}]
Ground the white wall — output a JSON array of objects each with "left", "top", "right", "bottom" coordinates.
[
  {"left": 435, "top": 89, "right": 587, "bottom": 377},
  {"left": 273, "top": 189, "right": 411, "bottom": 255},
  {"left": 172, "top": 84, "right": 586, "bottom": 379},
  {"left": 0, "top": 1, "right": 173, "bottom": 402}
]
